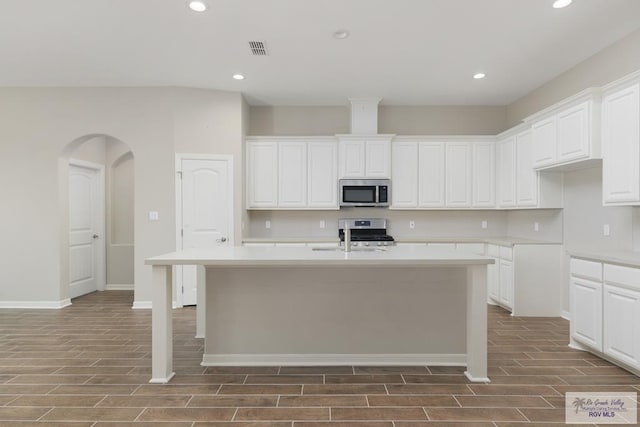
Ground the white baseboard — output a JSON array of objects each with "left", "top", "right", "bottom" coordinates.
[
  {"left": 131, "top": 300, "right": 151, "bottom": 309},
  {"left": 201, "top": 353, "right": 466, "bottom": 366},
  {"left": 131, "top": 300, "right": 180, "bottom": 309},
  {"left": 0, "top": 299, "right": 72, "bottom": 309},
  {"left": 105, "top": 283, "right": 134, "bottom": 291},
  {"left": 561, "top": 310, "right": 570, "bottom": 320}
]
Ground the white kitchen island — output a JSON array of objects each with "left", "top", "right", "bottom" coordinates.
[{"left": 145, "top": 245, "right": 493, "bottom": 384}]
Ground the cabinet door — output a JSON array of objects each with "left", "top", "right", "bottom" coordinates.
[
  {"left": 570, "top": 277, "right": 603, "bottom": 351},
  {"left": 532, "top": 116, "right": 557, "bottom": 168},
  {"left": 603, "top": 284, "right": 640, "bottom": 369},
  {"left": 445, "top": 143, "right": 472, "bottom": 207},
  {"left": 516, "top": 130, "right": 538, "bottom": 206},
  {"left": 557, "top": 101, "right": 590, "bottom": 163},
  {"left": 418, "top": 143, "right": 445, "bottom": 207},
  {"left": 278, "top": 142, "right": 307, "bottom": 207},
  {"left": 391, "top": 142, "right": 418, "bottom": 208},
  {"left": 472, "top": 142, "right": 496, "bottom": 207},
  {"left": 499, "top": 259, "right": 514, "bottom": 310},
  {"left": 365, "top": 140, "right": 391, "bottom": 178},
  {"left": 496, "top": 137, "right": 516, "bottom": 207},
  {"left": 308, "top": 141, "right": 338, "bottom": 208},
  {"left": 247, "top": 141, "right": 278, "bottom": 208},
  {"left": 602, "top": 83, "right": 640, "bottom": 204},
  {"left": 339, "top": 140, "right": 366, "bottom": 178}
]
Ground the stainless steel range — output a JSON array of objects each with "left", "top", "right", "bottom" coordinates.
[{"left": 338, "top": 218, "right": 395, "bottom": 247}]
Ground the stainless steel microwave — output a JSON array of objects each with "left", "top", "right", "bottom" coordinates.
[{"left": 339, "top": 179, "right": 391, "bottom": 207}]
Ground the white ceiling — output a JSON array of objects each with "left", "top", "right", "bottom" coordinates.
[{"left": 1, "top": 0, "right": 640, "bottom": 106}]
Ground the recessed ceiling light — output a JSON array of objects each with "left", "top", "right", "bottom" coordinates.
[
  {"left": 333, "top": 30, "right": 350, "bottom": 39},
  {"left": 188, "top": 0, "right": 208, "bottom": 12},
  {"left": 552, "top": 0, "right": 572, "bottom": 8},
  {"left": 473, "top": 73, "right": 486, "bottom": 80},
  {"left": 233, "top": 74, "right": 245, "bottom": 80}
]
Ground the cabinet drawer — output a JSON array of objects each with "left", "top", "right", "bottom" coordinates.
[
  {"left": 499, "top": 246, "right": 513, "bottom": 261},
  {"left": 487, "top": 244, "right": 499, "bottom": 257},
  {"left": 604, "top": 263, "right": 640, "bottom": 290},
  {"left": 570, "top": 258, "right": 603, "bottom": 282}
]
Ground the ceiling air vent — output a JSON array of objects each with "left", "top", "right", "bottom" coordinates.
[{"left": 248, "top": 41, "right": 267, "bottom": 56}]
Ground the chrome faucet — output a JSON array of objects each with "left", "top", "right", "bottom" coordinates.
[{"left": 344, "top": 224, "right": 351, "bottom": 252}]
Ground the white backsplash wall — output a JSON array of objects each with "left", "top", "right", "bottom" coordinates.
[
  {"left": 506, "top": 209, "right": 563, "bottom": 242},
  {"left": 563, "top": 167, "right": 633, "bottom": 252},
  {"left": 246, "top": 209, "right": 508, "bottom": 240},
  {"left": 634, "top": 207, "right": 640, "bottom": 251}
]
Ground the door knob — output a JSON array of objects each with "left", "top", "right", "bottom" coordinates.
[
  {"left": 216, "top": 237, "right": 227, "bottom": 243},
  {"left": 92, "top": 234, "right": 99, "bottom": 239}
]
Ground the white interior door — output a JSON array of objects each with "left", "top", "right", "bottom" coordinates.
[
  {"left": 177, "top": 157, "right": 232, "bottom": 306},
  {"left": 69, "top": 162, "right": 104, "bottom": 299}
]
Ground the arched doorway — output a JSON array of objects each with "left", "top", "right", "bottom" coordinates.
[{"left": 60, "top": 134, "right": 135, "bottom": 300}]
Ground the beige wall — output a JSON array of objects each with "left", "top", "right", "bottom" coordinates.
[
  {"left": 507, "top": 28, "right": 640, "bottom": 126},
  {"left": 71, "top": 136, "right": 107, "bottom": 164},
  {"left": 106, "top": 140, "right": 134, "bottom": 286},
  {"left": 249, "top": 105, "right": 507, "bottom": 136},
  {"left": 379, "top": 106, "right": 507, "bottom": 135},
  {"left": 0, "top": 87, "right": 243, "bottom": 306}
]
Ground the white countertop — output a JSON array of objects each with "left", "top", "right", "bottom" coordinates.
[
  {"left": 145, "top": 245, "right": 494, "bottom": 267},
  {"left": 242, "top": 236, "right": 561, "bottom": 247},
  {"left": 567, "top": 248, "right": 640, "bottom": 268}
]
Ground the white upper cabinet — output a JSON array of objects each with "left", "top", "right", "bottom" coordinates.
[
  {"left": 532, "top": 117, "right": 557, "bottom": 168},
  {"left": 515, "top": 130, "right": 537, "bottom": 206},
  {"left": 418, "top": 142, "right": 446, "bottom": 207},
  {"left": 338, "top": 136, "right": 392, "bottom": 178},
  {"left": 278, "top": 142, "right": 307, "bottom": 208},
  {"left": 496, "top": 136, "right": 516, "bottom": 207},
  {"left": 557, "top": 102, "right": 591, "bottom": 163},
  {"left": 246, "top": 138, "right": 339, "bottom": 210},
  {"left": 247, "top": 141, "right": 278, "bottom": 208},
  {"left": 365, "top": 140, "right": 391, "bottom": 177},
  {"left": 602, "top": 79, "right": 640, "bottom": 205},
  {"left": 308, "top": 141, "right": 338, "bottom": 208},
  {"left": 445, "top": 143, "right": 472, "bottom": 207},
  {"left": 391, "top": 141, "right": 419, "bottom": 208},
  {"left": 529, "top": 92, "right": 601, "bottom": 170},
  {"left": 472, "top": 142, "right": 496, "bottom": 207},
  {"left": 497, "top": 128, "right": 563, "bottom": 209},
  {"left": 391, "top": 139, "right": 494, "bottom": 209}
]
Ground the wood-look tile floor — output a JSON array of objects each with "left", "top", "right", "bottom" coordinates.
[{"left": 0, "top": 290, "right": 639, "bottom": 426}]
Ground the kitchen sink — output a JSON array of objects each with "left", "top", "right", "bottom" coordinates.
[{"left": 311, "top": 246, "right": 387, "bottom": 252}]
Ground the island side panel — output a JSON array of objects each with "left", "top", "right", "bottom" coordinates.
[
  {"left": 465, "top": 264, "right": 489, "bottom": 382},
  {"left": 150, "top": 265, "right": 175, "bottom": 383},
  {"left": 203, "top": 266, "right": 467, "bottom": 365}
]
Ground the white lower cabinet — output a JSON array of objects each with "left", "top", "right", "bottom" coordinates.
[
  {"left": 487, "top": 243, "right": 562, "bottom": 316},
  {"left": 570, "top": 257, "right": 640, "bottom": 374},
  {"left": 498, "top": 259, "right": 514, "bottom": 309},
  {"left": 570, "top": 276, "right": 603, "bottom": 351}
]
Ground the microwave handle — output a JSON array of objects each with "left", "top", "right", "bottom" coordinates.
[{"left": 375, "top": 186, "right": 379, "bottom": 203}]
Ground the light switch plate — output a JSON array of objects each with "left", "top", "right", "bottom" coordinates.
[
  {"left": 319, "top": 220, "right": 325, "bottom": 229},
  {"left": 481, "top": 220, "right": 488, "bottom": 229},
  {"left": 603, "top": 224, "right": 610, "bottom": 236},
  {"left": 409, "top": 221, "right": 415, "bottom": 229},
  {"left": 534, "top": 222, "right": 539, "bottom": 232},
  {"left": 149, "top": 211, "right": 159, "bottom": 221},
  {"left": 265, "top": 220, "right": 271, "bottom": 229}
]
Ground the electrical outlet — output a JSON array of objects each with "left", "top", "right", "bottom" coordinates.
[
  {"left": 319, "top": 220, "right": 325, "bottom": 229},
  {"left": 409, "top": 220, "right": 415, "bottom": 229},
  {"left": 534, "top": 222, "right": 539, "bottom": 232},
  {"left": 603, "top": 224, "right": 610, "bottom": 236},
  {"left": 265, "top": 220, "right": 271, "bottom": 229},
  {"left": 149, "top": 211, "right": 159, "bottom": 221},
  {"left": 481, "top": 220, "right": 488, "bottom": 229}
]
